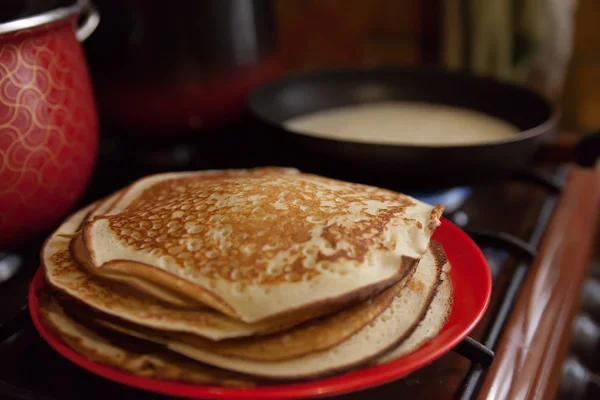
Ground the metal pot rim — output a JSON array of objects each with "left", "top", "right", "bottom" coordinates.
[{"left": 0, "top": 0, "right": 89, "bottom": 36}]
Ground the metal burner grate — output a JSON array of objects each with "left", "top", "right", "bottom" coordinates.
[{"left": 449, "top": 167, "right": 567, "bottom": 399}]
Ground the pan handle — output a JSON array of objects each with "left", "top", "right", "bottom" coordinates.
[
  {"left": 575, "top": 130, "right": 600, "bottom": 167},
  {"left": 535, "top": 130, "right": 600, "bottom": 166}
]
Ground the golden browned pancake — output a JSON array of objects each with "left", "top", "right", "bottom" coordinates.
[
  {"left": 80, "top": 167, "right": 443, "bottom": 323},
  {"left": 79, "top": 265, "right": 416, "bottom": 362},
  {"left": 37, "top": 293, "right": 255, "bottom": 387},
  {"left": 84, "top": 190, "right": 123, "bottom": 223},
  {"left": 376, "top": 269, "right": 453, "bottom": 364},
  {"left": 176, "top": 269, "right": 416, "bottom": 361},
  {"left": 168, "top": 244, "right": 444, "bottom": 379},
  {"left": 82, "top": 196, "right": 207, "bottom": 310},
  {"left": 43, "top": 206, "right": 320, "bottom": 341},
  {"left": 90, "top": 244, "right": 445, "bottom": 380}
]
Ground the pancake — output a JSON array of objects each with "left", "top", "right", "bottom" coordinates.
[
  {"left": 97, "top": 243, "right": 444, "bottom": 380},
  {"left": 80, "top": 265, "right": 417, "bottom": 362},
  {"left": 37, "top": 293, "right": 255, "bottom": 387},
  {"left": 43, "top": 206, "right": 316, "bottom": 340},
  {"left": 376, "top": 270, "right": 453, "bottom": 364},
  {"left": 283, "top": 102, "right": 519, "bottom": 146},
  {"left": 79, "top": 167, "right": 443, "bottom": 322},
  {"left": 83, "top": 196, "right": 209, "bottom": 310},
  {"left": 85, "top": 190, "right": 123, "bottom": 223},
  {"left": 175, "top": 267, "right": 416, "bottom": 361}
]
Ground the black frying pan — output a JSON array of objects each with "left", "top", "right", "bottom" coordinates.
[{"left": 248, "top": 66, "right": 557, "bottom": 189}]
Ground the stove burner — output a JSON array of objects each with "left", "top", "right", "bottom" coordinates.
[
  {"left": 481, "top": 248, "right": 510, "bottom": 279},
  {"left": 0, "top": 244, "right": 41, "bottom": 344},
  {"left": 0, "top": 253, "right": 22, "bottom": 284},
  {"left": 409, "top": 187, "right": 472, "bottom": 214}
]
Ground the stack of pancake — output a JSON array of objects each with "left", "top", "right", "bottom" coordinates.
[{"left": 39, "top": 167, "right": 452, "bottom": 387}]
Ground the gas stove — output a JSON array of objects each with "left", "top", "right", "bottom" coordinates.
[{"left": 0, "top": 129, "right": 598, "bottom": 399}]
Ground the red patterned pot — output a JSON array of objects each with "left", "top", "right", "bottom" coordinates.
[{"left": 0, "top": 0, "right": 99, "bottom": 247}]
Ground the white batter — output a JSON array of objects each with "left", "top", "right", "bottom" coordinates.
[{"left": 284, "top": 102, "right": 519, "bottom": 146}]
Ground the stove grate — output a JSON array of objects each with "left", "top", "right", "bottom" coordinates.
[{"left": 454, "top": 166, "right": 567, "bottom": 399}]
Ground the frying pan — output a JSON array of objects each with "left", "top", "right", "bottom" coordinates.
[{"left": 248, "top": 66, "right": 556, "bottom": 189}]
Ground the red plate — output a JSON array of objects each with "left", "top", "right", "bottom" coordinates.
[{"left": 29, "top": 217, "right": 491, "bottom": 399}]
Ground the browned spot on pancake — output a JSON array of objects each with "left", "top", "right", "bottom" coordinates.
[
  {"left": 429, "top": 205, "right": 444, "bottom": 232},
  {"left": 429, "top": 240, "right": 448, "bottom": 268},
  {"left": 407, "top": 279, "right": 425, "bottom": 292},
  {"left": 50, "top": 250, "right": 74, "bottom": 276},
  {"left": 291, "top": 228, "right": 311, "bottom": 243},
  {"left": 102, "top": 168, "right": 420, "bottom": 285}
]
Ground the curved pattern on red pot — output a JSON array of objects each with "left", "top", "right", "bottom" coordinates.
[{"left": 0, "top": 18, "right": 98, "bottom": 247}]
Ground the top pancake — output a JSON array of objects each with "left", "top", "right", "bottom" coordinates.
[
  {"left": 81, "top": 167, "right": 443, "bottom": 323},
  {"left": 82, "top": 193, "right": 207, "bottom": 310},
  {"left": 43, "top": 205, "right": 320, "bottom": 341}
]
